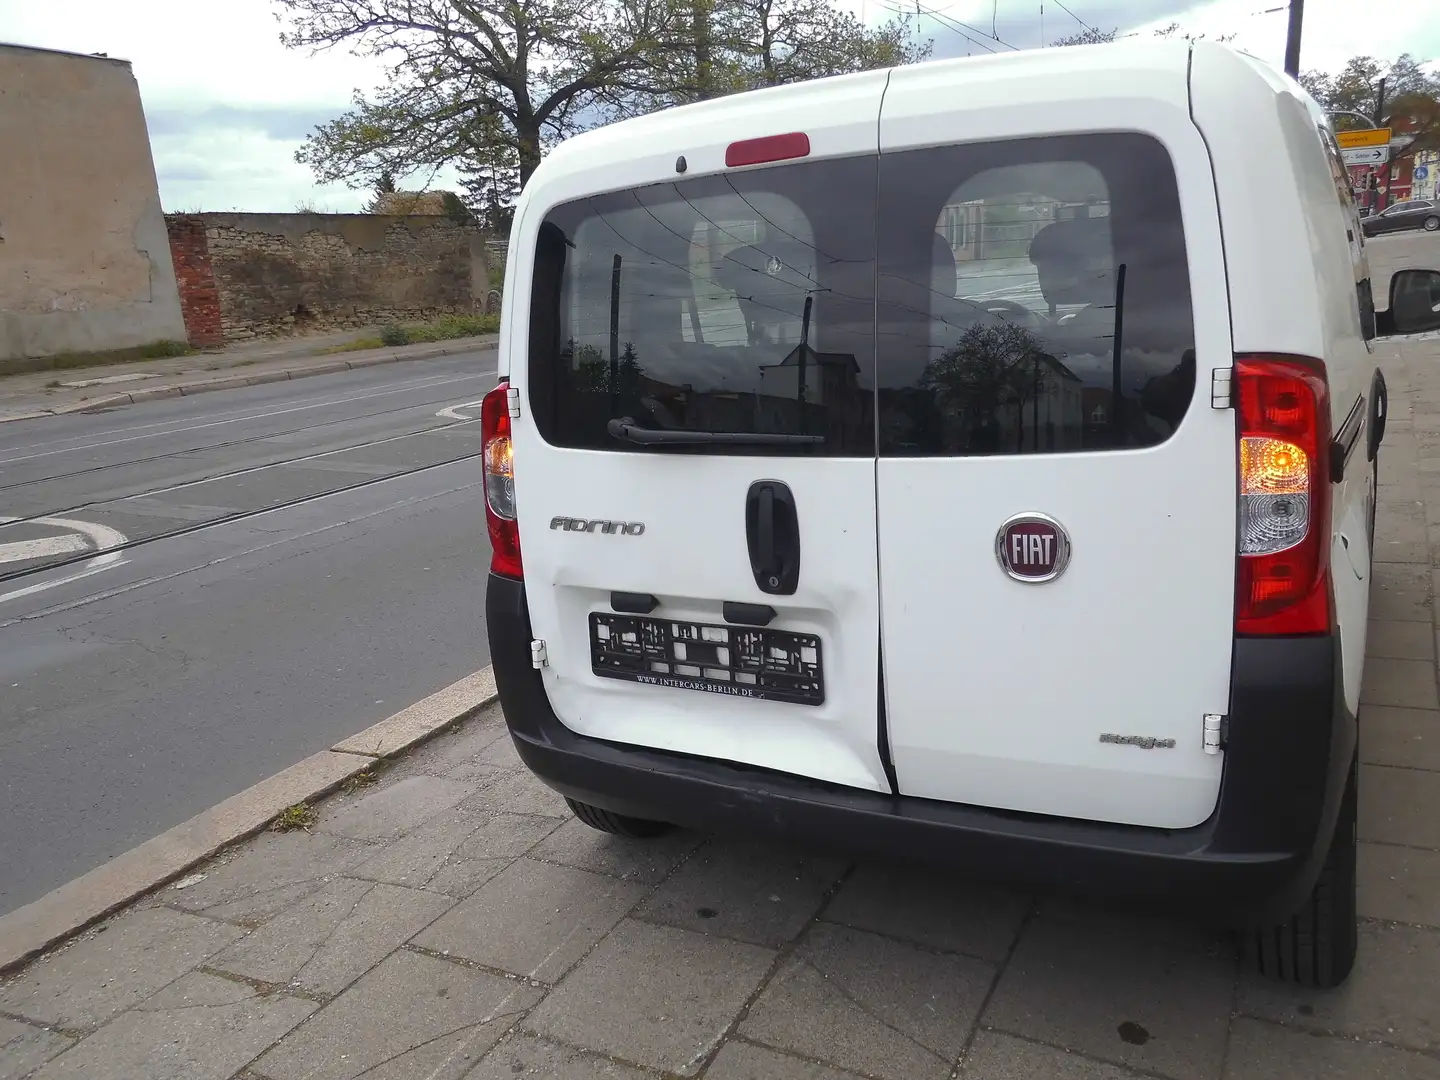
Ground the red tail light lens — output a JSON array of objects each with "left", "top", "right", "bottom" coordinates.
[
  {"left": 481, "top": 380, "right": 521, "bottom": 579},
  {"left": 1235, "top": 356, "right": 1331, "bottom": 635}
]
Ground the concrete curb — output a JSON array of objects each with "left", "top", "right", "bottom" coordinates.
[
  {"left": 0, "top": 336, "right": 498, "bottom": 424},
  {"left": 0, "top": 666, "right": 499, "bottom": 975}
]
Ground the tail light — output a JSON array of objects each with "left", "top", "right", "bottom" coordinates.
[
  {"left": 481, "top": 380, "right": 521, "bottom": 579},
  {"left": 1235, "top": 356, "right": 1332, "bottom": 635}
]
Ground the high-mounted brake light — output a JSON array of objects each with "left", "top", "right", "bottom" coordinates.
[
  {"left": 725, "top": 132, "right": 810, "bottom": 168},
  {"left": 1234, "top": 355, "right": 1332, "bottom": 635},
  {"left": 481, "top": 380, "right": 521, "bottom": 579}
]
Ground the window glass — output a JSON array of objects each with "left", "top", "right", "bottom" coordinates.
[
  {"left": 876, "top": 133, "right": 1196, "bottom": 456},
  {"left": 528, "top": 158, "right": 877, "bottom": 455}
]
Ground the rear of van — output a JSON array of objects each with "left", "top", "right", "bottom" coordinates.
[{"left": 485, "top": 40, "right": 1373, "bottom": 988}]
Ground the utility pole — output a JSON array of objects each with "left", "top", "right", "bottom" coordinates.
[
  {"left": 1283, "top": 0, "right": 1303, "bottom": 77},
  {"left": 1373, "top": 76, "right": 1388, "bottom": 125}
]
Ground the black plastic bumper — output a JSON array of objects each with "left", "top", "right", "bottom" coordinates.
[{"left": 487, "top": 573, "right": 1355, "bottom": 924}]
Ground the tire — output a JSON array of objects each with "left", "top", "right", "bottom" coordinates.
[
  {"left": 565, "top": 797, "right": 672, "bottom": 838},
  {"left": 1425, "top": 215, "right": 1440, "bottom": 232},
  {"left": 1244, "top": 753, "right": 1359, "bottom": 988}
]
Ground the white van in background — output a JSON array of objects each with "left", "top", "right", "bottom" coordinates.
[{"left": 482, "top": 40, "right": 1440, "bottom": 988}]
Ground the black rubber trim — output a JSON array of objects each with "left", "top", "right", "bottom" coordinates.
[
  {"left": 722, "top": 602, "right": 777, "bottom": 626},
  {"left": 488, "top": 574, "right": 1354, "bottom": 923},
  {"left": 611, "top": 591, "right": 659, "bottom": 614},
  {"left": 1331, "top": 394, "right": 1365, "bottom": 482}
]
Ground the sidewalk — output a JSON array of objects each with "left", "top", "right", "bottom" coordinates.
[
  {"left": 0, "top": 331, "right": 499, "bottom": 424},
  {"left": 1, "top": 335, "right": 1439, "bottom": 1080}
]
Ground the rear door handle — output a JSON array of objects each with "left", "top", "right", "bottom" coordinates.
[{"left": 746, "top": 480, "right": 800, "bottom": 595}]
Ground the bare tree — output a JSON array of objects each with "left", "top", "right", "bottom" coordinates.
[{"left": 278, "top": 0, "right": 690, "bottom": 191}]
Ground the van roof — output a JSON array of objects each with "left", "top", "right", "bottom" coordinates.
[{"left": 540, "top": 39, "right": 1305, "bottom": 180}]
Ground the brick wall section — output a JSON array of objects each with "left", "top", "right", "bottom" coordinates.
[
  {"left": 163, "top": 212, "right": 490, "bottom": 345},
  {"left": 164, "top": 215, "right": 225, "bottom": 348}
]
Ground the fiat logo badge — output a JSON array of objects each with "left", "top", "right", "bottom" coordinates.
[{"left": 996, "top": 513, "right": 1071, "bottom": 583}]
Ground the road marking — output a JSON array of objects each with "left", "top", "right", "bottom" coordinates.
[
  {"left": 0, "top": 515, "right": 128, "bottom": 606},
  {"left": 1, "top": 369, "right": 498, "bottom": 464},
  {"left": 0, "top": 535, "right": 89, "bottom": 563},
  {"left": 436, "top": 399, "right": 489, "bottom": 420}
]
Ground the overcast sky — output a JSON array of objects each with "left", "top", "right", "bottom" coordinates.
[{"left": 1, "top": 0, "right": 1436, "bottom": 213}]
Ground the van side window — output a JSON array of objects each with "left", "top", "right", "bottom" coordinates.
[
  {"left": 529, "top": 158, "right": 878, "bottom": 455},
  {"left": 876, "top": 133, "right": 1196, "bottom": 456}
]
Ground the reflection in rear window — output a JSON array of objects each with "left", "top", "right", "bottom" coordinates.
[
  {"left": 527, "top": 159, "right": 878, "bottom": 455},
  {"left": 527, "top": 133, "right": 1197, "bottom": 457}
]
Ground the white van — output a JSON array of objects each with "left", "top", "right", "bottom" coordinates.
[{"left": 482, "top": 40, "right": 1440, "bottom": 988}]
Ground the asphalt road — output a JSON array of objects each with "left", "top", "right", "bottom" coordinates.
[{"left": 0, "top": 352, "right": 500, "bottom": 914}]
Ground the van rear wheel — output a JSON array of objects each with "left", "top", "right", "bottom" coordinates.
[
  {"left": 565, "top": 797, "right": 672, "bottom": 838},
  {"left": 1244, "top": 753, "right": 1358, "bottom": 988}
]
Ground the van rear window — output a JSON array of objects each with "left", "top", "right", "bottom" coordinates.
[
  {"left": 527, "top": 158, "right": 879, "bottom": 455},
  {"left": 528, "top": 133, "right": 1196, "bottom": 457}
]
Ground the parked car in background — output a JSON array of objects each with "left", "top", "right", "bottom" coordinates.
[{"left": 1361, "top": 198, "right": 1440, "bottom": 236}]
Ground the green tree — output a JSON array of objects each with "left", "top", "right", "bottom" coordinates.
[{"left": 1301, "top": 54, "right": 1440, "bottom": 166}]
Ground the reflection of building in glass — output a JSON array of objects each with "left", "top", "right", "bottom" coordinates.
[
  {"left": 756, "top": 345, "right": 870, "bottom": 444},
  {"left": 936, "top": 351, "right": 1084, "bottom": 453}
]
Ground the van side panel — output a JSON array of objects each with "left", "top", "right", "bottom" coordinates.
[{"left": 1190, "top": 43, "right": 1373, "bottom": 716}]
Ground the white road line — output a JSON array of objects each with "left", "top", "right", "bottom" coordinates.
[
  {"left": 435, "top": 399, "right": 489, "bottom": 420},
  {"left": 0, "top": 535, "right": 89, "bottom": 563},
  {"left": 0, "top": 515, "right": 128, "bottom": 606},
  {"left": 0, "top": 369, "right": 498, "bottom": 464}
]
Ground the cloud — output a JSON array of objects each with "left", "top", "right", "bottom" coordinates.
[{"left": 145, "top": 104, "right": 340, "bottom": 142}]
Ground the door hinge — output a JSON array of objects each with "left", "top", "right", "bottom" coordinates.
[
  {"left": 1210, "top": 368, "right": 1232, "bottom": 410},
  {"left": 506, "top": 385, "right": 521, "bottom": 418},
  {"left": 1203, "top": 713, "right": 1225, "bottom": 755},
  {"left": 530, "top": 640, "right": 548, "bottom": 669}
]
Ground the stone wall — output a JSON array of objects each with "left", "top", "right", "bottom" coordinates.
[
  {"left": 164, "top": 213, "right": 490, "bottom": 345},
  {"left": 0, "top": 44, "right": 186, "bottom": 360}
]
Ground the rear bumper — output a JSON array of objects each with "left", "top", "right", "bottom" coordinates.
[{"left": 487, "top": 574, "right": 1355, "bottom": 924}]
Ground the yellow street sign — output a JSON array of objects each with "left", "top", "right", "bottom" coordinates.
[{"left": 1336, "top": 127, "right": 1392, "bottom": 150}]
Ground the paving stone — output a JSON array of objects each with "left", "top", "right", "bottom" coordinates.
[
  {"left": 1358, "top": 764, "right": 1440, "bottom": 849},
  {"left": 1360, "top": 842, "right": 1440, "bottom": 926},
  {"left": 467, "top": 1033, "right": 654, "bottom": 1078},
  {"left": 823, "top": 860, "right": 1030, "bottom": 962},
  {"left": 529, "top": 817, "right": 704, "bottom": 884},
  {"left": 1362, "top": 658, "right": 1440, "bottom": 710},
  {"left": 1236, "top": 921, "right": 1440, "bottom": 1053},
  {"left": 29, "top": 973, "right": 315, "bottom": 1080},
  {"left": 1361, "top": 707, "right": 1440, "bottom": 771},
  {"left": 451, "top": 811, "right": 564, "bottom": 860},
  {"left": 524, "top": 918, "right": 774, "bottom": 1076},
  {"left": 636, "top": 839, "right": 847, "bottom": 947},
  {"left": 1222, "top": 1016, "right": 1440, "bottom": 1079},
  {"left": 705, "top": 1039, "right": 867, "bottom": 1080},
  {"left": 740, "top": 923, "right": 993, "bottom": 1080},
  {"left": 316, "top": 775, "right": 478, "bottom": 841},
  {"left": 166, "top": 830, "right": 375, "bottom": 922},
  {"left": 352, "top": 808, "right": 490, "bottom": 886},
  {"left": 0, "top": 1016, "right": 73, "bottom": 1080},
  {"left": 425, "top": 856, "right": 513, "bottom": 897},
  {"left": 406, "top": 712, "right": 509, "bottom": 777},
  {"left": 0, "top": 907, "right": 244, "bottom": 1029},
  {"left": 959, "top": 1032, "right": 1152, "bottom": 1079},
  {"left": 254, "top": 949, "right": 543, "bottom": 1080},
  {"left": 462, "top": 769, "right": 569, "bottom": 818},
  {"left": 211, "top": 878, "right": 454, "bottom": 994},
  {"left": 474, "top": 734, "right": 523, "bottom": 770},
  {"left": 415, "top": 858, "right": 645, "bottom": 982},
  {"left": 1367, "top": 620, "right": 1436, "bottom": 661},
  {"left": 982, "top": 903, "right": 1234, "bottom": 1080}
]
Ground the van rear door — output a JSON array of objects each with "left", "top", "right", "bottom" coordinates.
[
  {"left": 873, "top": 50, "right": 1237, "bottom": 829},
  {"left": 508, "top": 75, "right": 890, "bottom": 792}
]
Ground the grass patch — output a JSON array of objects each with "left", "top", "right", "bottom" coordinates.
[
  {"left": 270, "top": 802, "right": 317, "bottom": 832},
  {"left": 340, "top": 759, "right": 390, "bottom": 795},
  {"left": 2, "top": 339, "right": 196, "bottom": 378}
]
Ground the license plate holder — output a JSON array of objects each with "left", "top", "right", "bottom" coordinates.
[{"left": 589, "top": 613, "right": 824, "bottom": 706}]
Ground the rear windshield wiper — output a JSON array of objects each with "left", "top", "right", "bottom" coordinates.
[{"left": 606, "top": 418, "right": 825, "bottom": 447}]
